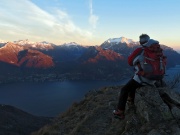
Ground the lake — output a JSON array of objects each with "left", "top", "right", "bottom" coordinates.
[
  {"left": 0, "top": 65, "right": 179, "bottom": 117},
  {"left": 0, "top": 80, "right": 128, "bottom": 117}
]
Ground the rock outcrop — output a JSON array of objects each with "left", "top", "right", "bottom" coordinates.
[{"left": 31, "top": 86, "right": 180, "bottom": 135}]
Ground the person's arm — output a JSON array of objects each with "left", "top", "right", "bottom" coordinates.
[{"left": 128, "top": 47, "right": 143, "bottom": 66}]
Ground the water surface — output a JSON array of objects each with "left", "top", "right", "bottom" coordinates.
[{"left": 0, "top": 80, "right": 126, "bottom": 117}]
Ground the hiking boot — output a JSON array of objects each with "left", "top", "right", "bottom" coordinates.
[{"left": 113, "top": 110, "right": 125, "bottom": 119}]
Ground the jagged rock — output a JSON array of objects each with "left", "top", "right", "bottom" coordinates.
[
  {"left": 135, "top": 86, "right": 173, "bottom": 123},
  {"left": 158, "top": 87, "right": 180, "bottom": 120},
  {"left": 159, "top": 87, "right": 180, "bottom": 106},
  {"left": 135, "top": 86, "right": 180, "bottom": 135}
]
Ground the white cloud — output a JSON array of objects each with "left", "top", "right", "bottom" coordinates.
[
  {"left": 89, "top": 0, "right": 99, "bottom": 29},
  {"left": 0, "top": 0, "right": 93, "bottom": 44}
]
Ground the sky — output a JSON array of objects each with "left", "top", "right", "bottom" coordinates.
[{"left": 0, "top": 0, "right": 180, "bottom": 51}]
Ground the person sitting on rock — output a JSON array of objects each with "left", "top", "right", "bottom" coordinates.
[{"left": 113, "top": 34, "right": 166, "bottom": 119}]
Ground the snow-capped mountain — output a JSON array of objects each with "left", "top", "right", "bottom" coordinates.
[
  {"left": 51, "top": 42, "right": 88, "bottom": 62},
  {"left": 62, "top": 42, "right": 80, "bottom": 46},
  {"left": 14, "top": 39, "right": 53, "bottom": 46},
  {"left": 0, "top": 42, "right": 54, "bottom": 68},
  {"left": 60, "top": 42, "right": 89, "bottom": 52},
  {"left": 101, "top": 37, "right": 139, "bottom": 56},
  {"left": 101, "top": 37, "right": 140, "bottom": 54},
  {"left": 1, "top": 37, "right": 180, "bottom": 69},
  {"left": 13, "top": 39, "right": 34, "bottom": 45},
  {"left": 103, "top": 37, "right": 139, "bottom": 45},
  {"left": 13, "top": 39, "right": 54, "bottom": 50},
  {"left": 0, "top": 40, "right": 7, "bottom": 43}
]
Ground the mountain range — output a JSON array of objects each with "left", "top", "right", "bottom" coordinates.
[{"left": 0, "top": 37, "right": 180, "bottom": 83}]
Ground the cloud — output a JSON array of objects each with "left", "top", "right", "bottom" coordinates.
[
  {"left": 89, "top": 0, "right": 99, "bottom": 29},
  {"left": 0, "top": 0, "right": 93, "bottom": 44}
]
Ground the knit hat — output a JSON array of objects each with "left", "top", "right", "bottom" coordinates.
[
  {"left": 139, "top": 34, "right": 150, "bottom": 45},
  {"left": 143, "top": 39, "right": 159, "bottom": 47}
]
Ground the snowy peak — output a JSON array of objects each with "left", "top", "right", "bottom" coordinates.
[
  {"left": 13, "top": 39, "right": 52, "bottom": 46},
  {"left": 14, "top": 39, "right": 34, "bottom": 45},
  {"left": 0, "top": 39, "right": 7, "bottom": 44},
  {"left": 62, "top": 42, "right": 80, "bottom": 46},
  {"left": 40, "top": 41, "right": 52, "bottom": 45},
  {"left": 101, "top": 36, "right": 139, "bottom": 50},
  {"left": 119, "top": 37, "right": 134, "bottom": 44},
  {"left": 13, "top": 39, "right": 54, "bottom": 50},
  {"left": 104, "top": 37, "right": 136, "bottom": 44}
]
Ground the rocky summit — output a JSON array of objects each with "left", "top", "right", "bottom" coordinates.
[{"left": 31, "top": 86, "right": 180, "bottom": 135}]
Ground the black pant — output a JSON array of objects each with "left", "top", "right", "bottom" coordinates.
[{"left": 117, "top": 79, "right": 142, "bottom": 110}]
